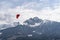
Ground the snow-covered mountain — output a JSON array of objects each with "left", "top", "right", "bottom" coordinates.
[
  {"left": 0, "top": 22, "right": 20, "bottom": 30},
  {"left": 23, "top": 17, "right": 43, "bottom": 27},
  {"left": 0, "top": 17, "right": 60, "bottom": 40},
  {"left": 0, "top": 24, "right": 13, "bottom": 30}
]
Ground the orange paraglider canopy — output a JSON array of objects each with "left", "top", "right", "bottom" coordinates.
[{"left": 16, "top": 14, "right": 20, "bottom": 19}]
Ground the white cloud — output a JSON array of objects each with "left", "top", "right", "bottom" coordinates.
[
  {"left": 0, "top": 1, "right": 13, "bottom": 9},
  {"left": 0, "top": 2, "right": 60, "bottom": 25},
  {"left": 29, "top": 23, "right": 41, "bottom": 27},
  {"left": 28, "top": 34, "right": 32, "bottom": 37}
]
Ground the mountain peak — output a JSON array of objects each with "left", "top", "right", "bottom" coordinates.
[{"left": 23, "top": 17, "right": 43, "bottom": 25}]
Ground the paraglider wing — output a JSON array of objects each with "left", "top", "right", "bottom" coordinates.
[{"left": 16, "top": 14, "right": 20, "bottom": 19}]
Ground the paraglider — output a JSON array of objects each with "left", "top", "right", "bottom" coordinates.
[
  {"left": 15, "top": 14, "right": 20, "bottom": 25},
  {"left": 16, "top": 14, "right": 20, "bottom": 19}
]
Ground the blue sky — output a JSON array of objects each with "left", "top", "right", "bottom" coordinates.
[
  {"left": 0, "top": 0, "right": 60, "bottom": 24},
  {"left": 0, "top": 0, "right": 60, "bottom": 10}
]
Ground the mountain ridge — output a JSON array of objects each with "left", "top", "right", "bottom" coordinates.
[{"left": 0, "top": 17, "right": 60, "bottom": 40}]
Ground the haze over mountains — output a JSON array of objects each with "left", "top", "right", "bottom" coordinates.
[{"left": 0, "top": 17, "right": 60, "bottom": 40}]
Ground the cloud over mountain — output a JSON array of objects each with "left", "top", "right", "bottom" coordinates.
[{"left": 0, "top": 0, "right": 60, "bottom": 25}]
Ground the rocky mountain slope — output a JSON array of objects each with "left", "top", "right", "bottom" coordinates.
[{"left": 0, "top": 17, "right": 60, "bottom": 40}]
